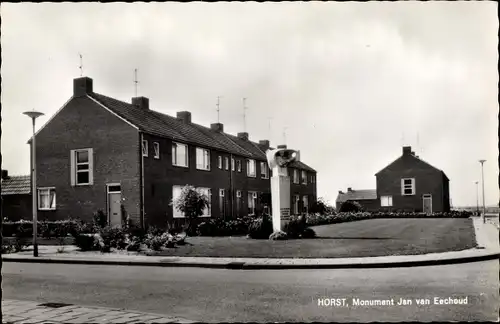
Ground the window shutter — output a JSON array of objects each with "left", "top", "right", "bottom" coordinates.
[
  {"left": 70, "top": 150, "right": 76, "bottom": 186},
  {"left": 88, "top": 148, "right": 94, "bottom": 185}
]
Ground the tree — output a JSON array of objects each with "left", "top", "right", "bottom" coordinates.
[
  {"left": 170, "top": 185, "right": 210, "bottom": 235},
  {"left": 310, "top": 197, "right": 335, "bottom": 215},
  {"left": 339, "top": 200, "right": 363, "bottom": 213}
]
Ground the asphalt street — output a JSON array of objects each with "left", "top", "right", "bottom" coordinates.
[{"left": 2, "top": 260, "right": 498, "bottom": 322}]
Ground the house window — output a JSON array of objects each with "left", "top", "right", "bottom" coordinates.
[
  {"left": 219, "top": 189, "right": 226, "bottom": 218},
  {"left": 231, "top": 158, "right": 235, "bottom": 171},
  {"left": 218, "top": 156, "right": 222, "bottom": 169},
  {"left": 172, "top": 186, "right": 211, "bottom": 218},
  {"left": 248, "top": 191, "right": 257, "bottom": 215},
  {"left": 237, "top": 160, "right": 242, "bottom": 172},
  {"left": 71, "top": 148, "right": 93, "bottom": 186},
  {"left": 260, "top": 162, "right": 269, "bottom": 179},
  {"left": 172, "top": 142, "right": 188, "bottom": 167},
  {"left": 401, "top": 178, "right": 416, "bottom": 196},
  {"left": 153, "top": 142, "right": 160, "bottom": 159},
  {"left": 196, "top": 147, "right": 210, "bottom": 171},
  {"left": 224, "top": 157, "right": 229, "bottom": 170},
  {"left": 293, "top": 195, "right": 300, "bottom": 214},
  {"left": 38, "top": 188, "right": 56, "bottom": 210},
  {"left": 247, "top": 159, "right": 256, "bottom": 177},
  {"left": 236, "top": 190, "right": 242, "bottom": 217},
  {"left": 293, "top": 169, "right": 299, "bottom": 184},
  {"left": 302, "top": 171, "right": 307, "bottom": 184},
  {"left": 236, "top": 190, "right": 242, "bottom": 198},
  {"left": 381, "top": 196, "right": 393, "bottom": 207},
  {"left": 142, "top": 140, "right": 148, "bottom": 157},
  {"left": 303, "top": 195, "right": 309, "bottom": 213}
]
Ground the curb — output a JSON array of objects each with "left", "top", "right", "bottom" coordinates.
[{"left": 3, "top": 250, "right": 499, "bottom": 270}]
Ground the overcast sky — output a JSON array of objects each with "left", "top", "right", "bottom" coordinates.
[{"left": 1, "top": 2, "right": 498, "bottom": 207}]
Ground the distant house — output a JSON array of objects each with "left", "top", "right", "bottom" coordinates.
[
  {"left": 375, "top": 146, "right": 450, "bottom": 213},
  {"left": 1, "top": 170, "right": 32, "bottom": 221},
  {"left": 335, "top": 188, "right": 378, "bottom": 212}
]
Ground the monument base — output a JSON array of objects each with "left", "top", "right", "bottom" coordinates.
[{"left": 271, "top": 175, "right": 291, "bottom": 232}]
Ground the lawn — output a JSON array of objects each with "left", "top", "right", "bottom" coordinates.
[{"left": 151, "top": 218, "right": 477, "bottom": 258}]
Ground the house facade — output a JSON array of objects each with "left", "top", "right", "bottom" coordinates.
[
  {"left": 335, "top": 188, "right": 379, "bottom": 212},
  {"left": 375, "top": 146, "right": 450, "bottom": 213},
  {"left": 30, "top": 76, "right": 317, "bottom": 229},
  {"left": 1, "top": 170, "right": 32, "bottom": 221}
]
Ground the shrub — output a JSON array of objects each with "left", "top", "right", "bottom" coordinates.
[
  {"left": 74, "top": 234, "right": 100, "bottom": 251},
  {"left": 1, "top": 243, "right": 15, "bottom": 254},
  {"left": 99, "top": 226, "right": 128, "bottom": 250},
  {"left": 248, "top": 215, "right": 273, "bottom": 239},
  {"left": 93, "top": 210, "right": 107, "bottom": 229},
  {"left": 284, "top": 215, "right": 308, "bottom": 239},
  {"left": 170, "top": 185, "right": 210, "bottom": 235},
  {"left": 269, "top": 231, "right": 288, "bottom": 240},
  {"left": 301, "top": 227, "right": 317, "bottom": 239},
  {"left": 143, "top": 233, "right": 172, "bottom": 251},
  {"left": 339, "top": 201, "right": 363, "bottom": 213}
]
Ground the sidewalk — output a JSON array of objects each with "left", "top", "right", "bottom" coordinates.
[
  {"left": 1, "top": 299, "right": 195, "bottom": 324},
  {"left": 3, "top": 218, "right": 499, "bottom": 270}
]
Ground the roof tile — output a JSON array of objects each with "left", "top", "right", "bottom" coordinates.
[{"left": 1, "top": 175, "right": 31, "bottom": 195}]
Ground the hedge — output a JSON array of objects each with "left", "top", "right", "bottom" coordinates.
[{"left": 2, "top": 220, "right": 85, "bottom": 238}]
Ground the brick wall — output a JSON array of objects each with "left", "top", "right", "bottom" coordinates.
[{"left": 1, "top": 194, "right": 32, "bottom": 221}]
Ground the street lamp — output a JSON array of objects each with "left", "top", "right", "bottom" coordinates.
[
  {"left": 23, "top": 110, "right": 44, "bottom": 257},
  {"left": 479, "top": 159, "right": 486, "bottom": 224},
  {"left": 475, "top": 181, "right": 479, "bottom": 216}
]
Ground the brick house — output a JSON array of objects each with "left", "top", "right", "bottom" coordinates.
[
  {"left": 335, "top": 188, "right": 378, "bottom": 212},
  {"left": 1, "top": 170, "right": 32, "bottom": 221},
  {"left": 375, "top": 146, "right": 450, "bottom": 213},
  {"left": 29, "top": 76, "right": 317, "bottom": 229}
]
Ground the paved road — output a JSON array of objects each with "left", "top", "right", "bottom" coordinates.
[{"left": 2, "top": 261, "right": 498, "bottom": 322}]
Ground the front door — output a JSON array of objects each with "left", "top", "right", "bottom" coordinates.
[
  {"left": 108, "top": 192, "right": 122, "bottom": 228},
  {"left": 423, "top": 194, "right": 432, "bottom": 214}
]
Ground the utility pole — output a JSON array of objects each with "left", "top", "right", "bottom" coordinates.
[
  {"left": 134, "top": 69, "right": 139, "bottom": 97},
  {"left": 475, "top": 181, "right": 479, "bottom": 216},
  {"left": 479, "top": 160, "right": 486, "bottom": 223}
]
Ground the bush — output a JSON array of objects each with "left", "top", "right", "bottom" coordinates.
[
  {"left": 74, "top": 234, "right": 99, "bottom": 251},
  {"left": 143, "top": 233, "right": 172, "bottom": 251},
  {"left": 301, "top": 227, "right": 317, "bottom": 239},
  {"left": 196, "top": 217, "right": 253, "bottom": 237},
  {"left": 99, "top": 226, "right": 128, "bottom": 250},
  {"left": 93, "top": 210, "right": 107, "bottom": 229},
  {"left": 284, "top": 215, "right": 308, "bottom": 239},
  {"left": 339, "top": 201, "right": 363, "bottom": 213},
  {"left": 247, "top": 215, "right": 273, "bottom": 239},
  {"left": 269, "top": 231, "right": 288, "bottom": 240}
]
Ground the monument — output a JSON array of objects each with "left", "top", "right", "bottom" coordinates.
[{"left": 266, "top": 145, "right": 298, "bottom": 232}]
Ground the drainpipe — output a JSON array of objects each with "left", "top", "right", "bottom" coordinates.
[
  {"left": 139, "top": 132, "right": 145, "bottom": 229},
  {"left": 229, "top": 153, "right": 234, "bottom": 220}
]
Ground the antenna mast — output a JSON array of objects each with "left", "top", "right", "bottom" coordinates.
[
  {"left": 283, "top": 127, "right": 287, "bottom": 145},
  {"left": 79, "top": 53, "right": 83, "bottom": 77},
  {"left": 134, "top": 69, "right": 139, "bottom": 97},
  {"left": 243, "top": 98, "right": 248, "bottom": 132},
  {"left": 216, "top": 96, "right": 222, "bottom": 123}
]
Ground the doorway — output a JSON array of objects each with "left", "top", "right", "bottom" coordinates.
[
  {"left": 423, "top": 194, "right": 432, "bottom": 215},
  {"left": 107, "top": 184, "right": 122, "bottom": 228}
]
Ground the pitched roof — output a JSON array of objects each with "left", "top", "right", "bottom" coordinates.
[
  {"left": 88, "top": 92, "right": 317, "bottom": 172},
  {"left": 336, "top": 189, "right": 377, "bottom": 203},
  {"left": 375, "top": 153, "right": 449, "bottom": 181},
  {"left": 1, "top": 175, "right": 31, "bottom": 195}
]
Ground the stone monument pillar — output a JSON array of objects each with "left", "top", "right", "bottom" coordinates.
[{"left": 266, "top": 145, "right": 297, "bottom": 232}]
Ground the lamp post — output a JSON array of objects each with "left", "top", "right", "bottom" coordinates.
[
  {"left": 475, "top": 181, "right": 479, "bottom": 216},
  {"left": 23, "top": 110, "right": 44, "bottom": 257},
  {"left": 479, "top": 160, "right": 486, "bottom": 224}
]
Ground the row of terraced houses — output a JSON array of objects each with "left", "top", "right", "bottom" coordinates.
[{"left": 4, "top": 77, "right": 317, "bottom": 229}]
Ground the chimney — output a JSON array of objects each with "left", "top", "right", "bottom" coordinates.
[
  {"left": 1, "top": 170, "right": 8, "bottom": 180},
  {"left": 177, "top": 111, "right": 192, "bottom": 124},
  {"left": 237, "top": 132, "right": 249, "bottom": 141},
  {"left": 347, "top": 187, "right": 353, "bottom": 192},
  {"left": 338, "top": 190, "right": 344, "bottom": 194},
  {"left": 258, "top": 140, "right": 270, "bottom": 150},
  {"left": 132, "top": 96, "right": 149, "bottom": 110},
  {"left": 402, "top": 146, "right": 412, "bottom": 156},
  {"left": 277, "top": 144, "right": 287, "bottom": 149},
  {"left": 210, "top": 123, "right": 224, "bottom": 132},
  {"left": 73, "top": 77, "right": 93, "bottom": 97},
  {"left": 295, "top": 150, "right": 301, "bottom": 162}
]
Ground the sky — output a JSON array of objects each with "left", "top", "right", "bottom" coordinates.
[{"left": 1, "top": 2, "right": 498, "bottom": 207}]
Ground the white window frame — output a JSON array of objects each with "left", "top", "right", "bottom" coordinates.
[
  {"left": 302, "top": 170, "right": 307, "bottom": 184},
  {"left": 198, "top": 187, "right": 212, "bottom": 217},
  {"left": 71, "top": 148, "right": 94, "bottom": 186},
  {"left": 219, "top": 188, "right": 225, "bottom": 197},
  {"left": 293, "top": 195, "right": 300, "bottom": 214},
  {"left": 218, "top": 156, "right": 223, "bottom": 169},
  {"left": 260, "top": 162, "right": 269, "bottom": 179},
  {"left": 236, "top": 190, "right": 242, "bottom": 198},
  {"left": 142, "top": 139, "right": 148, "bottom": 157},
  {"left": 237, "top": 160, "right": 242, "bottom": 172},
  {"left": 293, "top": 169, "right": 299, "bottom": 184},
  {"left": 153, "top": 142, "right": 160, "bottom": 159},
  {"left": 224, "top": 157, "right": 229, "bottom": 170},
  {"left": 247, "top": 159, "right": 256, "bottom": 178},
  {"left": 401, "top": 178, "right": 416, "bottom": 196},
  {"left": 303, "top": 195, "right": 308, "bottom": 213},
  {"left": 381, "top": 195, "right": 393, "bottom": 207},
  {"left": 172, "top": 186, "right": 212, "bottom": 218},
  {"left": 38, "top": 187, "right": 56, "bottom": 210},
  {"left": 196, "top": 147, "right": 211, "bottom": 171},
  {"left": 231, "top": 158, "right": 235, "bottom": 171},
  {"left": 172, "top": 142, "right": 189, "bottom": 168},
  {"left": 248, "top": 191, "right": 257, "bottom": 215}
]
